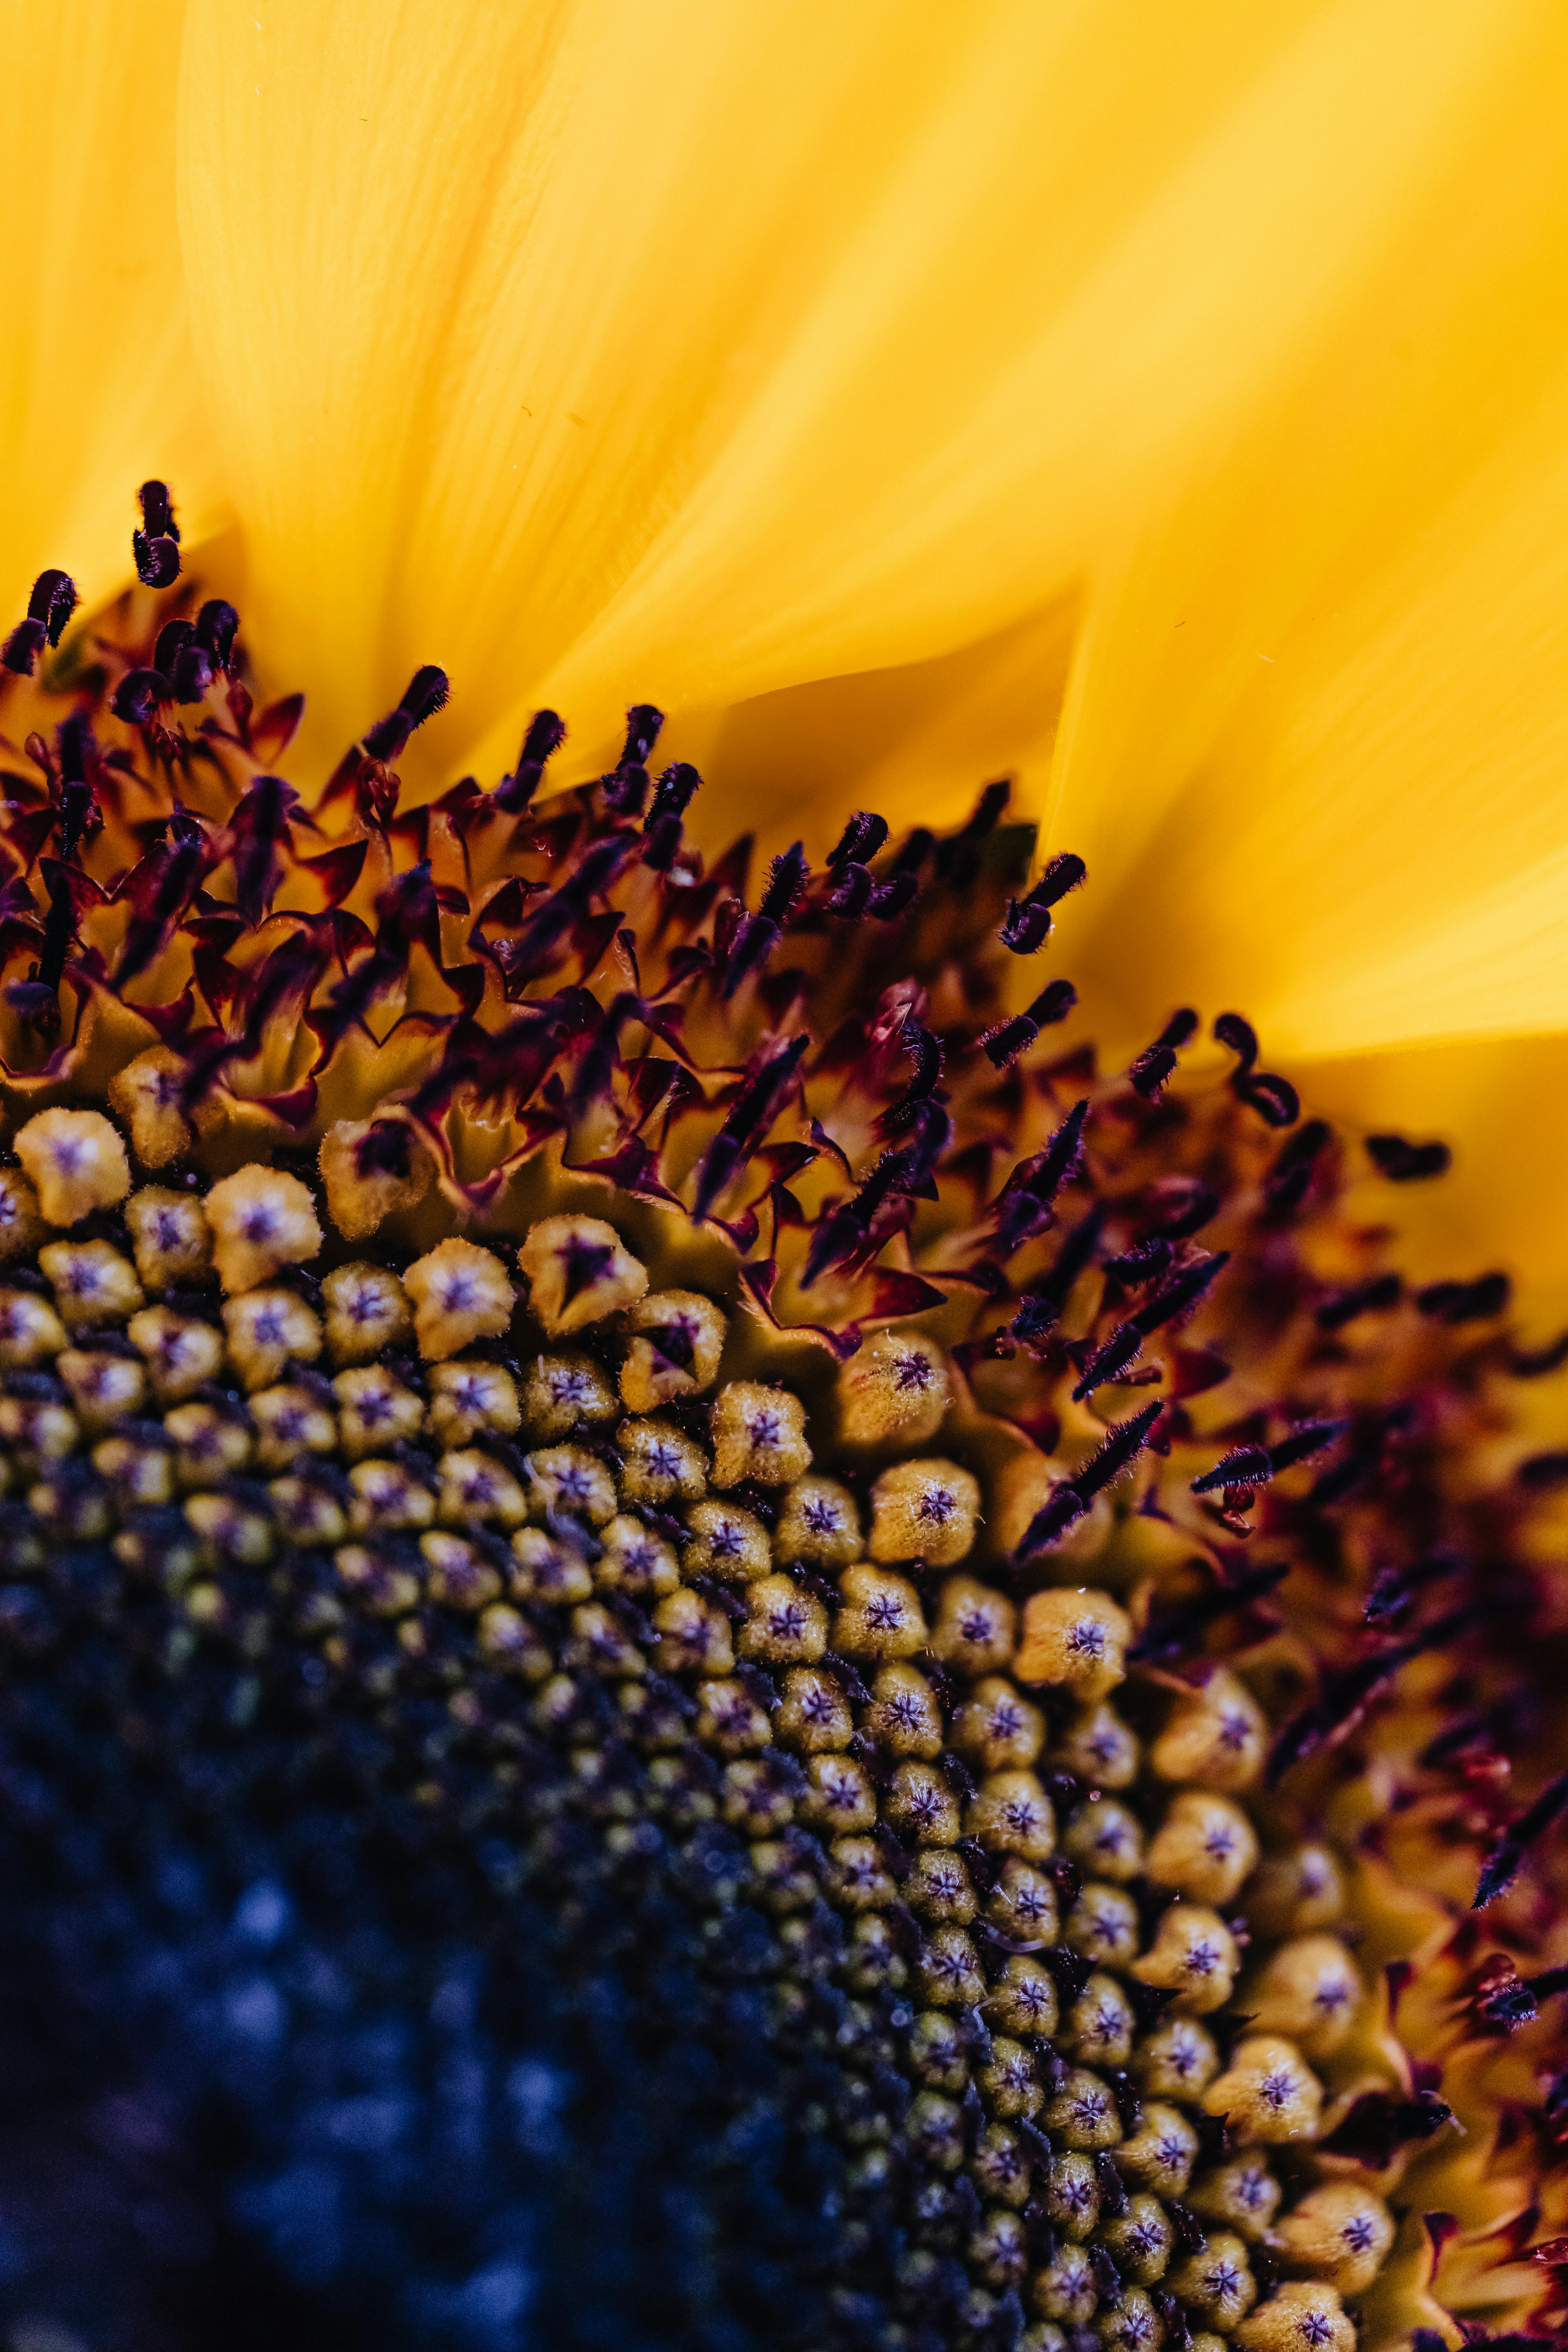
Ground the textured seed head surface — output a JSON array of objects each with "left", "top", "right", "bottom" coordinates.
[{"left": 0, "top": 544, "right": 1565, "bottom": 2347}]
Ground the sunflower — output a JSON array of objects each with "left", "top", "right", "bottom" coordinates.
[{"left": 0, "top": 5, "right": 1566, "bottom": 2347}]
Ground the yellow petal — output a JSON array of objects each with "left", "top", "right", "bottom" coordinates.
[
  {"left": 0, "top": 0, "right": 219, "bottom": 625},
  {"left": 1036, "top": 1, "right": 1568, "bottom": 1061},
  {"left": 1307, "top": 1034, "right": 1568, "bottom": 1331},
  {"left": 179, "top": 0, "right": 1520, "bottom": 780}
]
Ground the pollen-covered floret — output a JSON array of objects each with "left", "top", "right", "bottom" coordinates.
[
  {"left": 1054, "top": 1698, "right": 1141, "bottom": 1789},
  {"left": 1203, "top": 2035, "right": 1323, "bottom": 2143},
  {"left": 125, "top": 1187, "right": 212, "bottom": 1291},
  {"left": 0, "top": 1288, "right": 70, "bottom": 1367},
  {"left": 1243, "top": 1934, "right": 1362, "bottom": 2055},
  {"left": 1235, "top": 2282, "right": 1356, "bottom": 2352},
  {"left": 57, "top": 1346, "right": 146, "bottom": 1434},
  {"left": 1275, "top": 2182, "right": 1394, "bottom": 2295},
  {"left": 524, "top": 1444, "right": 617, "bottom": 1525},
  {"left": 222, "top": 1286, "right": 322, "bottom": 1388},
  {"left": 1189, "top": 2150, "right": 1283, "bottom": 2241},
  {"left": 682, "top": 1497, "right": 771, "bottom": 1583},
  {"left": 321, "top": 1261, "right": 412, "bottom": 1364},
  {"left": 519, "top": 1349, "right": 619, "bottom": 1440},
  {"left": 333, "top": 1364, "right": 425, "bottom": 1458},
  {"left": 1015, "top": 1584, "right": 1129, "bottom": 1698},
  {"left": 517, "top": 1214, "right": 646, "bottom": 1336},
  {"left": 836, "top": 1328, "right": 950, "bottom": 1448},
  {"left": 39, "top": 1238, "right": 144, "bottom": 1327},
  {"left": 404, "top": 1238, "right": 514, "bottom": 1359},
  {"left": 832, "top": 1563, "right": 927, "bottom": 1661},
  {"left": 1151, "top": 1666, "right": 1268, "bottom": 1791},
  {"left": 1062, "top": 1794, "right": 1143, "bottom": 1881},
  {"left": 737, "top": 1573, "right": 829, "bottom": 1666},
  {"left": 15, "top": 1107, "right": 131, "bottom": 1225},
  {"left": 317, "top": 1116, "right": 435, "bottom": 1240},
  {"left": 929, "top": 1577, "right": 1016, "bottom": 1680},
  {"left": 425, "top": 1357, "right": 520, "bottom": 1449},
  {"left": 617, "top": 1414, "right": 707, "bottom": 1506},
  {"left": 250, "top": 1383, "right": 337, "bottom": 1471},
  {"left": 1133, "top": 1903, "right": 1240, "bottom": 2014},
  {"left": 128, "top": 1307, "right": 225, "bottom": 1402},
  {"left": 436, "top": 1448, "right": 530, "bottom": 1530},
  {"left": 0, "top": 1167, "right": 46, "bottom": 1263},
  {"left": 1146, "top": 1789, "right": 1260, "bottom": 1904},
  {"left": 620, "top": 1287, "right": 726, "bottom": 1410},
  {"left": 773, "top": 1472, "right": 861, "bottom": 1566},
  {"left": 1169, "top": 2230, "right": 1258, "bottom": 2330},
  {"left": 711, "top": 1380, "right": 811, "bottom": 1487},
  {"left": 107, "top": 1045, "right": 194, "bottom": 1168},
  {"left": 204, "top": 1164, "right": 323, "bottom": 1293},
  {"left": 868, "top": 1457, "right": 979, "bottom": 1566}
]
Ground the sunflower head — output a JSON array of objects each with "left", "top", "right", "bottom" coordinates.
[{"left": 0, "top": 501, "right": 1564, "bottom": 2347}]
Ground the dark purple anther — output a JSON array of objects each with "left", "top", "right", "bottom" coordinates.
[
  {"left": 826, "top": 861, "right": 873, "bottom": 919},
  {"left": 1367, "top": 1131, "right": 1453, "bottom": 1182},
  {"left": 1364, "top": 1550, "right": 1464, "bottom": 1628},
  {"left": 1416, "top": 1271, "right": 1511, "bottom": 1324},
  {"left": 1190, "top": 1442, "right": 1272, "bottom": 1496},
  {"left": 362, "top": 665, "right": 450, "bottom": 762},
  {"left": 1128, "top": 1008, "right": 1198, "bottom": 1097},
  {"left": 1265, "top": 1118, "right": 1329, "bottom": 1212},
  {"left": 620, "top": 704, "right": 663, "bottom": 768},
  {"left": 868, "top": 869, "right": 920, "bottom": 922},
  {"left": 196, "top": 600, "right": 240, "bottom": 670},
  {"left": 641, "top": 760, "right": 701, "bottom": 870},
  {"left": 880, "top": 1017, "right": 944, "bottom": 1133},
  {"left": 1000, "top": 852, "right": 1087, "bottom": 954},
  {"left": 1316, "top": 1272, "right": 1402, "bottom": 1331},
  {"left": 694, "top": 1034, "right": 810, "bottom": 1218},
  {"left": 1213, "top": 1010, "right": 1259, "bottom": 1070},
  {"left": 1267, "top": 1417, "right": 1349, "bottom": 1472},
  {"left": 1473, "top": 1769, "right": 1568, "bottom": 1909},
  {"left": 112, "top": 668, "right": 168, "bottom": 726},
  {"left": 1237, "top": 1070, "right": 1300, "bottom": 1126},
  {"left": 1032, "top": 851, "right": 1087, "bottom": 906},
  {"left": 154, "top": 620, "right": 195, "bottom": 675},
  {"left": 721, "top": 842, "right": 808, "bottom": 999},
  {"left": 133, "top": 481, "right": 181, "bottom": 587},
  {"left": 828, "top": 811, "right": 889, "bottom": 870},
  {"left": 1216, "top": 1009, "right": 1298, "bottom": 1126},
  {"left": 937, "top": 778, "right": 1011, "bottom": 886},
  {"left": 495, "top": 708, "right": 567, "bottom": 812},
  {"left": 999, "top": 896, "right": 1054, "bottom": 954},
  {"left": 601, "top": 710, "right": 662, "bottom": 814},
  {"left": 1018, "top": 1401, "right": 1162, "bottom": 1554},
  {"left": 1267, "top": 1605, "right": 1478, "bottom": 1784},
  {"left": 1131, "top": 1559, "right": 1289, "bottom": 1664},
  {"left": 1071, "top": 1321, "right": 1143, "bottom": 1400},
  {"left": 1034, "top": 1099, "right": 1089, "bottom": 1201},
  {"left": 1131, "top": 1250, "right": 1228, "bottom": 1337},
  {"left": 982, "top": 978, "right": 1076, "bottom": 1067},
  {"left": 3, "top": 568, "right": 79, "bottom": 675},
  {"left": 171, "top": 644, "right": 215, "bottom": 703},
  {"left": 139, "top": 481, "right": 177, "bottom": 541}
]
